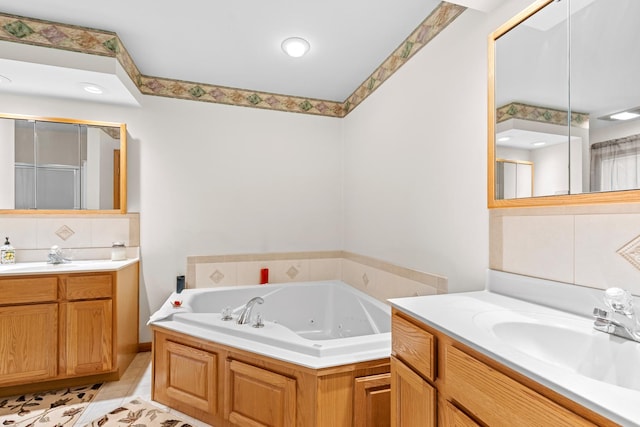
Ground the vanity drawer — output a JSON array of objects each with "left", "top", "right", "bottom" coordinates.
[
  {"left": 445, "top": 345, "right": 596, "bottom": 427},
  {"left": 0, "top": 277, "right": 58, "bottom": 305},
  {"left": 64, "top": 274, "right": 113, "bottom": 300},
  {"left": 391, "top": 310, "right": 435, "bottom": 381}
]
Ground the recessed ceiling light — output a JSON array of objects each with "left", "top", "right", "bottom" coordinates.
[
  {"left": 497, "top": 136, "right": 511, "bottom": 142},
  {"left": 0, "top": 75, "right": 11, "bottom": 84},
  {"left": 281, "top": 37, "right": 310, "bottom": 58},
  {"left": 532, "top": 141, "right": 547, "bottom": 147},
  {"left": 80, "top": 82, "right": 104, "bottom": 94},
  {"left": 610, "top": 111, "right": 640, "bottom": 121}
]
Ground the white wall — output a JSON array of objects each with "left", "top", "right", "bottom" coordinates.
[
  {"left": 0, "top": 93, "right": 343, "bottom": 342},
  {"left": 341, "top": 4, "right": 522, "bottom": 294}
]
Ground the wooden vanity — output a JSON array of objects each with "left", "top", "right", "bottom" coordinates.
[
  {"left": 390, "top": 308, "right": 618, "bottom": 426},
  {"left": 0, "top": 260, "right": 139, "bottom": 396}
]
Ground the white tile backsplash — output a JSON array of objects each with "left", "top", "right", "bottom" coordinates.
[
  {"left": 90, "top": 218, "right": 130, "bottom": 246},
  {"left": 502, "top": 215, "right": 575, "bottom": 284},
  {"left": 0, "top": 214, "right": 138, "bottom": 261},
  {"left": 574, "top": 214, "right": 640, "bottom": 295},
  {"left": 36, "top": 218, "right": 92, "bottom": 249},
  {"left": 493, "top": 206, "right": 640, "bottom": 296},
  {"left": 0, "top": 218, "right": 37, "bottom": 249}
]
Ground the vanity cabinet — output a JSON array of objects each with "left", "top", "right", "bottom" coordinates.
[
  {"left": 391, "top": 309, "right": 616, "bottom": 427},
  {"left": 152, "top": 326, "right": 390, "bottom": 427},
  {"left": 0, "top": 262, "right": 139, "bottom": 395}
]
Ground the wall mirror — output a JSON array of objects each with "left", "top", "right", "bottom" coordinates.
[
  {"left": 488, "top": 0, "right": 640, "bottom": 208},
  {"left": 0, "top": 113, "right": 127, "bottom": 213}
]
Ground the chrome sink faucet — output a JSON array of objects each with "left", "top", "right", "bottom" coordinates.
[
  {"left": 237, "top": 296, "right": 264, "bottom": 325},
  {"left": 47, "top": 245, "right": 69, "bottom": 264},
  {"left": 593, "top": 287, "right": 640, "bottom": 342}
]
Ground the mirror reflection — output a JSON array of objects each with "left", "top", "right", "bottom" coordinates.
[
  {"left": 493, "top": 0, "right": 640, "bottom": 202},
  {"left": 0, "top": 115, "right": 126, "bottom": 212}
]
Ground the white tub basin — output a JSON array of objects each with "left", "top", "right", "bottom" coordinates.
[{"left": 473, "top": 310, "right": 640, "bottom": 391}]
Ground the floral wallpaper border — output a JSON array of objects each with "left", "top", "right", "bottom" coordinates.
[
  {"left": 0, "top": 2, "right": 465, "bottom": 118},
  {"left": 496, "top": 102, "right": 589, "bottom": 129}
]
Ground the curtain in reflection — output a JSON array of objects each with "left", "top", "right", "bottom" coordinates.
[{"left": 591, "top": 134, "right": 640, "bottom": 192}]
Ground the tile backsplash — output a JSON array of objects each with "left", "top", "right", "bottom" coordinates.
[
  {"left": 490, "top": 204, "right": 640, "bottom": 296},
  {"left": 0, "top": 213, "right": 139, "bottom": 262},
  {"left": 187, "top": 250, "right": 446, "bottom": 304}
]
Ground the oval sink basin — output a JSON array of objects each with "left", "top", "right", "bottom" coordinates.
[{"left": 473, "top": 310, "right": 640, "bottom": 391}]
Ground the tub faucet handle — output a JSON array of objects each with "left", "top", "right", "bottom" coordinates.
[
  {"left": 221, "top": 306, "right": 233, "bottom": 321},
  {"left": 253, "top": 313, "right": 265, "bottom": 328}
]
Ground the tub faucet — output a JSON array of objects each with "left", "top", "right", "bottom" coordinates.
[
  {"left": 593, "top": 287, "right": 640, "bottom": 342},
  {"left": 237, "top": 296, "right": 264, "bottom": 325}
]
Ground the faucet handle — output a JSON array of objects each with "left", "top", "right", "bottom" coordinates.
[
  {"left": 593, "top": 307, "right": 609, "bottom": 318},
  {"left": 253, "top": 313, "right": 265, "bottom": 328},
  {"left": 604, "top": 288, "right": 634, "bottom": 315}
]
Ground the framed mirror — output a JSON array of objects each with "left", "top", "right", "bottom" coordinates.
[
  {"left": 488, "top": 0, "right": 640, "bottom": 208},
  {"left": 0, "top": 113, "right": 127, "bottom": 213}
]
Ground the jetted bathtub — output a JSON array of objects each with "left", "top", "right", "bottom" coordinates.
[{"left": 148, "top": 280, "right": 391, "bottom": 368}]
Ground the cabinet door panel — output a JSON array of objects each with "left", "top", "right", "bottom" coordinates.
[
  {"left": 354, "top": 373, "right": 391, "bottom": 427},
  {"left": 390, "top": 356, "right": 435, "bottom": 427},
  {"left": 163, "top": 340, "right": 217, "bottom": 414},
  {"left": 64, "top": 300, "right": 113, "bottom": 375},
  {"left": 0, "top": 304, "right": 57, "bottom": 384},
  {"left": 225, "top": 359, "right": 296, "bottom": 427}
]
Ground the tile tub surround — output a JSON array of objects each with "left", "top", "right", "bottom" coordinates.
[
  {"left": 0, "top": 213, "right": 139, "bottom": 262},
  {"left": 490, "top": 203, "right": 640, "bottom": 296},
  {"left": 186, "top": 250, "right": 447, "bottom": 302}
]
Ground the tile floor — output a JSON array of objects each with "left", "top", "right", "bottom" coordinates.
[{"left": 75, "top": 352, "right": 211, "bottom": 426}]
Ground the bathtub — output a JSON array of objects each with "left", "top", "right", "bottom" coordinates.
[{"left": 148, "top": 280, "right": 391, "bottom": 368}]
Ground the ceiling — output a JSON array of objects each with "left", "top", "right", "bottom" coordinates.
[{"left": 0, "top": 0, "right": 506, "bottom": 108}]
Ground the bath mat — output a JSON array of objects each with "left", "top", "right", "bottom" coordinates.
[
  {"left": 85, "top": 398, "right": 192, "bottom": 426},
  {"left": 0, "top": 383, "right": 102, "bottom": 427}
]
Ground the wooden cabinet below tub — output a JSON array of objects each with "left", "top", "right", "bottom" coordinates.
[
  {"left": 390, "top": 309, "right": 617, "bottom": 427},
  {"left": 152, "top": 326, "right": 390, "bottom": 427},
  {"left": 0, "top": 262, "right": 139, "bottom": 396}
]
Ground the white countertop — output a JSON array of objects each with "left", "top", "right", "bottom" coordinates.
[
  {"left": 389, "top": 285, "right": 640, "bottom": 426},
  {"left": 0, "top": 258, "right": 139, "bottom": 276}
]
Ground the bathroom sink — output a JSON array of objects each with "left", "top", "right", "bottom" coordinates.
[
  {"left": 0, "top": 259, "right": 134, "bottom": 275},
  {"left": 473, "top": 310, "right": 640, "bottom": 391}
]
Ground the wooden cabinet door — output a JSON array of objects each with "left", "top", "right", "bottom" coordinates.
[
  {"left": 0, "top": 304, "right": 58, "bottom": 385},
  {"left": 225, "top": 359, "right": 296, "bottom": 427},
  {"left": 157, "top": 340, "right": 218, "bottom": 414},
  {"left": 354, "top": 372, "right": 391, "bottom": 427},
  {"left": 63, "top": 299, "right": 113, "bottom": 375},
  {"left": 390, "top": 356, "right": 435, "bottom": 427}
]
